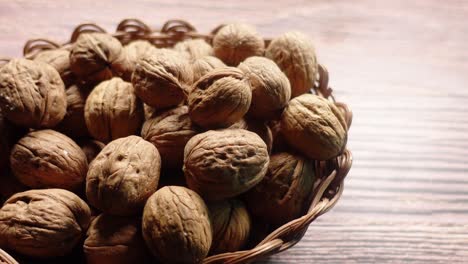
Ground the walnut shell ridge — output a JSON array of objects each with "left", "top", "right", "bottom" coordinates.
[
  {"left": 0, "top": 189, "right": 91, "bottom": 258},
  {"left": 55, "top": 84, "right": 90, "bottom": 138},
  {"left": 192, "top": 56, "right": 226, "bottom": 83},
  {"left": 184, "top": 129, "right": 269, "bottom": 200},
  {"left": 230, "top": 118, "right": 273, "bottom": 154},
  {"left": 174, "top": 39, "right": 213, "bottom": 62},
  {"left": 0, "top": 58, "right": 67, "bottom": 128},
  {"left": 10, "top": 129, "right": 88, "bottom": 191},
  {"left": 34, "top": 49, "right": 75, "bottom": 86},
  {"left": 120, "top": 40, "right": 158, "bottom": 81},
  {"left": 142, "top": 186, "right": 212, "bottom": 264},
  {"left": 86, "top": 135, "right": 161, "bottom": 216}
]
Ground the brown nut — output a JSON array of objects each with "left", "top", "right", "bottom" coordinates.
[
  {"left": 266, "top": 31, "right": 318, "bottom": 98},
  {"left": 84, "top": 214, "right": 151, "bottom": 264},
  {"left": 34, "top": 48, "right": 75, "bottom": 86},
  {"left": 245, "top": 152, "right": 315, "bottom": 225},
  {"left": 120, "top": 40, "right": 158, "bottom": 81},
  {"left": 10, "top": 129, "right": 88, "bottom": 191},
  {"left": 281, "top": 94, "right": 347, "bottom": 160},
  {"left": 0, "top": 58, "right": 67, "bottom": 128},
  {"left": 55, "top": 84, "right": 90, "bottom": 138},
  {"left": 141, "top": 105, "right": 198, "bottom": 169},
  {"left": 213, "top": 23, "right": 265, "bottom": 66},
  {"left": 230, "top": 118, "right": 273, "bottom": 154},
  {"left": 238, "top": 56, "right": 291, "bottom": 120},
  {"left": 192, "top": 56, "right": 226, "bottom": 83},
  {"left": 174, "top": 39, "right": 213, "bottom": 62},
  {"left": 132, "top": 49, "right": 193, "bottom": 109},
  {"left": 86, "top": 136, "right": 161, "bottom": 216},
  {"left": 142, "top": 186, "right": 212, "bottom": 263},
  {"left": 188, "top": 67, "right": 251, "bottom": 129},
  {"left": 70, "top": 33, "right": 126, "bottom": 85},
  {"left": 269, "top": 119, "right": 288, "bottom": 153},
  {"left": 0, "top": 189, "right": 91, "bottom": 258},
  {"left": 184, "top": 129, "right": 269, "bottom": 200},
  {"left": 77, "top": 138, "right": 105, "bottom": 163},
  {"left": 84, "top": 77, "right": 144, "bottom": 143},
  {"left": 208, "top": 199, "right": 251, "bottom": 254}
]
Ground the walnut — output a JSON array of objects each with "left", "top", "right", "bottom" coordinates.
[
  {"left": 55, "top": 84, "right": 90, "bottom": 138},
  {"left": 213, "top": 23, "right": 265, "bottom": 66},
  {"left": 208, "top": 199, "right": 251, "bottom": 254},
  {"left": 77, "top": 138, "right": 105, "bottom": 163},
  {"left": 141, "top": 105, "right": 198, "bottom": 169},
  {"left": 245, "top": 152, "right": 315, "bottom": 225},
  {"left": 84, "top": 213, "right": 151, "bottom": 264},
  {"left": 142, "top": 186, "right": 212, "bottom": 263},
  {"left": 120, "top": 40, "right": 158, "bottom": 81},
  {"left": 34, "top": 48, "right": 75, "bottom": 86},
  {"left": 183, "top": 129, "right": 269, "bottom": 200},
  {"left": 0, "top": 189, "right": 91, "bottom": 258},
  {"left": 0, "top": 59, "right": 67, "bottom": 128},
  {"left": 188, "top": 67, "right": 251, "bottom": 129},
  {"left": 266, "top": 31, "right": 318, "bottom": 98},
  {"left": 174, "top": 39, "right": 213, "bottom": 62},
  {"left": 70, "top": 33, "right": 126, "bottom": 85},
  {"left": 192, "top": 56, "right": 225, "bottom": 83},
  {"left": 10, "top": 129, "right": 88, "bottom": 191},
  {"left": 132, "top": 49, "right": 193, "bottom": 109},
  {"left": 238, "top": 56, "right": 291, "bottom": 120},
  {"left": 84, "top": 77, "right": 144, "bottom": 143},
  {"left": 269, "top": 119, "right": 288, "bottom": 153},
  {"left": 86, "top": 136, "right": 161, "bottom": 216},
  {"left": 281, "top": 94, "right": 347, "bottom": 160},
  {"left": 230, "top": 118, "right": 273, "bottom": 154}
]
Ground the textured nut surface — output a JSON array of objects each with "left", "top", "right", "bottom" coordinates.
[
  {"left": 238, "top": 56, "right": 291, "bottom": 120},
  {"left": 10, "top": 129, "right": 88, "bottom": 191},
  {"left": 70, "top": 33, "right": 125, "bottom": 85},
  {"left": 266, "top": 31, "right": 318, "bottom": 98},
  {"left": 0, "top": 189, "right": 91, "bottom": 258},
  {"left": 230, "top": 118, "right": 273, "bottom": 154},
  {"left": 141, "top": 105, "right": 198, "bottom": 168},
  {"left": 55, "top": 84, "right": 90, "bottom": 138},
  {"left": 192, "top": 56, "right": 226, "bottom": 83},
  {"left": 78, "top": 139, "right": 105, "bottom": 163},
  {"left": 188, "top": 67, "right": 252, "bottom": 128},
  {"left": 0, "top": 59, "right": 67, "bottom": 128},
  {"left": 84, "top": 213, "right": 150, "bottom": 264},
  {"left": 208, "top": 199, "right": 251, "bottom": 254},
  {"left": 84, "top": 77, "right": 144, "bottom": 143},
  {"left": 281, "top": 94, "right": 347, "bottom": 160},
  {"left": 86, "top": 136, "right": 161, "bottom": 215},
  {"left": 213, "top": 23, "right": 265, "bottom": 66},
  {"left": 34, "top": 49, "right": 75, "bottom": 86},
  {"left": 184, "top": 129, "right": 269, "bottom": 200},
  {"left": 174, "top": 39, "right": 213, "bottom": 62},
  {"left": 120, "top": 40, "right": 158, "bottom": 81},
  {"left": 245, "top": 152, "right": 315, "bottom": 225},
  {"left": 142, "top": 186, "right": 212, "bottom": 264},
  {"left": 132, "top": 49, "right": 193, "bottom": 108}
]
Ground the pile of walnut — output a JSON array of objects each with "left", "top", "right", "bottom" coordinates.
[{"left": 0, "top": 23, "right": 347, "bottom": 263}]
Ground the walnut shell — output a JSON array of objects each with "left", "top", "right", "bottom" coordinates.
[
  {"left": 84, "top": 77, "right": 144, "bottom": 143},
  {"left": 70, "top": 33, "right": 126, "bottom": 85},
  {"left": 55, "top": 84, "right": 90, "bottom": 138},
  {"left": 281, "top": 94, "right": 347, "bottom": 160},
  {"left": 84, "top": 214, "right": 151, "bottom": 264},
  {"left": 0, "top": 59, "right": 67, "bottom": 128},
  {"left": 120, "top": 40, "right": 158, "bottom": 81},
  {"left": 0, "top": 189, "right": 91, "bottom": 258},
  {"left": 10, "top": 129, "right": 88, "bottom": 191},
  {"left": 266, "top": 31, "right": 318, "bottom": 98},
  {"left": 208, "top": 199, "right": 251, "bottom": 254},
  {"left": 34, "top": 48, "right": 75, "bottom": 86},
  {"left": 213, "top": 23, "right": 265, "bottom": 66},
  {"left": 245, "top": 152, "right": 315, "bottom": 225},
  {"left": 238, "top": 56, "right": 291, "bottom": 120},
  {"left": 184, "top": 129, "right": 269, "bottom": 200},
  {"left": 142, "top": 186, "right": 212, "bottom": 263},
  {"left": 78, "top": 138, "right": 105, "bottom": 163},
  {"left": 132, "top": 49, "right": 193, "bottom": 109},
  {"left": 269, "top": 119, "right": 288, "bottom": 153},
  {"left": 229, "top": 118, "right": 273, "bottom": 154},
  {"left": 141, "top": 105, "right": 198, "bottom": 169},
  {"left": 174, "top": 39, "right": 213, "bottom": 62},
  {"left": 86, "top": 136, "right": 161, "bottom": 216},
  {"left": 188, "top": 67, "right": 252, "bottom": 129},
  {"left": 192, "top": 56, "right": 226, "bottom": 83}
]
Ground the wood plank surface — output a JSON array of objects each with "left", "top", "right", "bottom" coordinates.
[{"left": 1, "top": 0, "right": 467, "bottom": 263}]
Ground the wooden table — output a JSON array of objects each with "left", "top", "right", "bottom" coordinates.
[{"left": 1, "top": 0, "right": 467, "bottom": 263}]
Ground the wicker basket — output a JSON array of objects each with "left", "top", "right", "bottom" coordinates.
[{"left": 0, "top": 19, "right": 353, "bottom": 264}]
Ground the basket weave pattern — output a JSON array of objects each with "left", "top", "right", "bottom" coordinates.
[{"left": 0, "top": 19, "right": 353, "bottom": 264}]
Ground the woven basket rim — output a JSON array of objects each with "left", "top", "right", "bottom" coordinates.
[{"left": 0, "top": 18, "right": 353, "bottom": 264}]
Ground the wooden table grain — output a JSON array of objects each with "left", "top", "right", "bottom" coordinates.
[{"left": 1, "top": 0, "right": 467, "bottom": 263}]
